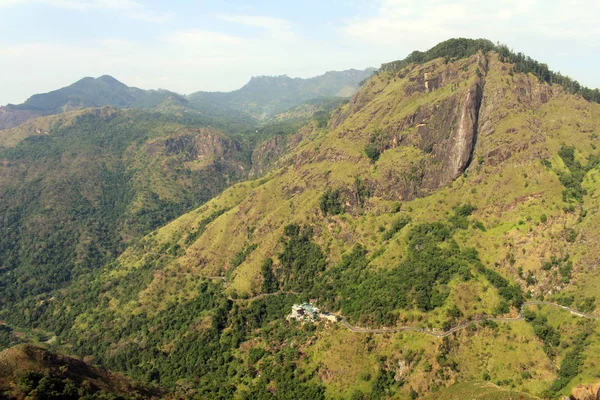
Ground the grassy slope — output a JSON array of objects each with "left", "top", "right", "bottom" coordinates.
[{"left": 27, "top": 52, "right": 600, "bottom": 398}]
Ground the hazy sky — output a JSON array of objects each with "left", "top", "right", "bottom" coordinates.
[{"left": 0, "top": 0, "right": 599, "bottom": 105}]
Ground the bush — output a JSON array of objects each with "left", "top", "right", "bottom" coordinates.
[
  {"left": 365, "top": 144, "right": 380, "bottom": 162},
  {"left": 382, "top": 216, "right": 412, "bottom": 240},
  {"left": 319, "top": 189, "right": 344, "bottom": 215}
]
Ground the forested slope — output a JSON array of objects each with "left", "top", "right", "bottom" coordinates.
[{"left": 2, "top": 39, "right": 600, "bottom": 399}]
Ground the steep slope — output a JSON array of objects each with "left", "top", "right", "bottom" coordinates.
[
  {"left": 5, "top": 40, "right": 600, "bottom": 399},
  {"left": 0, "top": 75, "right": 189, "bottom": 130},
  {"left": 187, "top": 68, "right": 374, "bottom": 118},
  {"left": 0, "top": 107, "right": 311, "bottom": 312},
  {"left": 0, "top": 344, "right": 158, "bottom": 399}
]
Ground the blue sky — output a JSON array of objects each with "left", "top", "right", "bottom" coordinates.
[{"left": 0, "top": 0, "right": 598, "bottom": 105}]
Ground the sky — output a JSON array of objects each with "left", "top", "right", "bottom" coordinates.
[{"left": 0, "top": 0, "right": 599, "bottom": 105}]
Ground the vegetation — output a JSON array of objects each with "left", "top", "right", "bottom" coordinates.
[
  {"left": 382, "top": 216, "right": 412, "bottom": 240},
  {"left": 544, "top": 331, "right": 591, "bottom": 397},
  {"left": 319, "top": 188, "right": 345, "bottom": 215},
  {"left": 261, "top": 258, "right": 278, "bottom": 293},
  {"left": 557, "top": 146, "right": 588, "bottom": 203},
  {"left": 278, "top": 224, "right": 328, "bottom": 291},
  {"left": 523, "top": 310, "right": 561, "bottom": 356},
  {"left": 231, "top": 244, "right": 258, "bottom": 267},
  {"left": 14, "top": 370, "right": 135, "bottom": 400},
  {"left": 379, "top": 38, "right": 600, "bottom": 103},
  {"left": 0, "top": 325, "right": 21, "bottom": 350},
  {"left": 0, "top": 110, "right": 252, "bottom": 307},
  {"left": 2, "top": 37, "right": 600, "bottom": 400},
  {"left": 365, "top": 143, "right": 380, "bottom": 162}
]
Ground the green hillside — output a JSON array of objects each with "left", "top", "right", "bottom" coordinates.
[
  {"left": 0, "top": 107, "right": 314, "bottom": 315},
  {"left": 1, "top": 39, "right": 600, "bottom": 399},
  {"left": 0, "top": 344, "right": 159, "bottom": 399}
]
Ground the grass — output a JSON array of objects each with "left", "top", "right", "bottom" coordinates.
[
  {"left": 422, "top": 382, "right": 539, "bottom": 399},
  {"left": 34, "top": 51, "right": 600, "bottom": 399}
]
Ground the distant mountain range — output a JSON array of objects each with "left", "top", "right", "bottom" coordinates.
[
  {"left": 187, "top": 68, "right": 375, "bottom": 118},
  {"left": 0, "top": 75, "right": 188, "bottom": 130},
  {"left": 4, "top": 38, "right": 600, "bottom": 399},
  {"left": 0, "top": 68, "right": 374, "bottom": 130}
]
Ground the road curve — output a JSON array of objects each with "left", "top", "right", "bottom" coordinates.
[
  {"left": 338, "top": 301, "right": 599, "bottom": 337},
  {"left": 227, "top": 290, "right": 300, "bottom": 303},
  {"left": 225, "top": 289, "right": 599, "bottom": 336}
]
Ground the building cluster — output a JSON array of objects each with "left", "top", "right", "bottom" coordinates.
[{"left": 287, "top": 303, "right": 338, "bottom": 323}]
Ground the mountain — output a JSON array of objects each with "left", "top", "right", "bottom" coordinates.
[
  {"left": 1, "top": 69, "right": 374, "bottom": 132},
  {"left": 1, "top": 39, "right": 600, "bottom": 399},
  {"left": 0, "top": 344, "right": 159, "bottom": 399},
  {"left": 187, "top": 68, "right": 375, "bottom": 118},
  {"left": 0, "top": 75, "right": 189, "bottom": 130},
  {"left": 0, "top": 107, "right": 312, "bottom": 311}
]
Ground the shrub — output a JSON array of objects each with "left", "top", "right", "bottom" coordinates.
[
  {"left": 365, "top": 144, "right": 380, "bottom": 162},
  {"left": 319, "top": 189, "right": 344, "bottom": 215}
]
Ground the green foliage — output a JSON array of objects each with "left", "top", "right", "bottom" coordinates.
[
  {"left": 391, "top": 202, "right": 402, "bottom": 213},
  {"left": 319, "top": 188, "right": 344, "bottom": 216},
  {"left": 18, "top": 277, "right": 323, "bottom": 398},
  {"left": 15, "top": 369, "right": 134, "bottom": 400},
  {"left": 557, "top": 145, "right": 593, "bottom": 204},
  {"left": 0, "top": 110, "right": 251, "bottom": 308},
  {"left": 380, "top": 38, "right": 497, "bottom": 74},
  {"left": 564, "top": 228, "right": 578, "bottom": 243},
  {"left": 278, "top": 224, "right": 328, "bottom": 292},
  {"left": 185, "top": 208, "right": 230, "bottom": 245},
  {"left": 231, "top": 244, "right": 258, "bottom": 267},
  {"left": 365, "top": 144, "right": 381, "bottom": 162},
  {"left": 577, "top": 297, "right": 596, "bottom": 313},
  {"left": 382, "top": 216, "right": 412, "bottom": 240},
  {"left": 355, "top": 176, "right": 371, "bottom": 207},
  {"left": 317, "top": 220, "right": 480, "bottom": 325},
  {"left": 542, "top": 254, "right": 573, "bottom": 283},
  {"left": 380, "top": 38, "right": 600, "bottom": 103},
  {"left": 0, "top": 325, "right": 21, "bottom": 350},
  {"left": 475, "top": 264, "right": 524, "bottom": 308},
  {"left": 541, "top": 159, "right": 552, "bottom": 169},
  {"left": 523, "top": 311, "right": 561, "bottom": 357},
  {"left": 472, "top": 220, "right": 486, "bottom": 231},
  {"left": 261, "top": 258, "right": 278, "bottom": 293},
  {"left": 544, "top": 331, "right": 590, "bottom": 397},
  {"left": 448, "top": 204, "right": 477, "bottom": 229},
  {"left": 371, "top": 364, "right": 400, "bottom": 399}
]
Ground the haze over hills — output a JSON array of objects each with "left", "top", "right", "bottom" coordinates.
[
  {"left": 187, "top": 68, "right": 375, "bottom": 118},
  {"left": 0, "top": 75, "right": 189, "bottom": 131},
  {"left": 0, "top": 68, "right": 374, "bottom": 131},
  {"left": 1, "top": 38, "right": 600, "bottom": 400}
]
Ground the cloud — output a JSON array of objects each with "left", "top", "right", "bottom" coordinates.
[
  {"left": 340, "top": 0, "right": 600, "bottom": 46},
  {"left": 1, "top": 2, "right": 598, "bottom": 104},
  {"left": 0, "top": 0, "right": 171, "bottom": 22}
]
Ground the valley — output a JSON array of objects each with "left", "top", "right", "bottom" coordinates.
[{"left": 0, "top": 38, "right": 599, "bottom": 399}]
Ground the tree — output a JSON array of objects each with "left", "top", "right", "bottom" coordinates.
[{"left": 261, "top": 258, "right": 278, "bottom": 293}]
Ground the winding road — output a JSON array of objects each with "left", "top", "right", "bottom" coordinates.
[
  {"left": 213, "top": 281, "right": 599, "bottom": 337},
  {"left": 339, "top": 301, "right": 600, "bottom": 337},
  {"left": 227, "top": 290, "right": 300, "bottom": 303}
]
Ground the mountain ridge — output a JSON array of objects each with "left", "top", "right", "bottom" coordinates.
[
  {"left": 1, "top": 38, "right": 599, "bottom": 399},
  {"left": 0, "top": 68, "right": 374, "bottom": 131}
]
